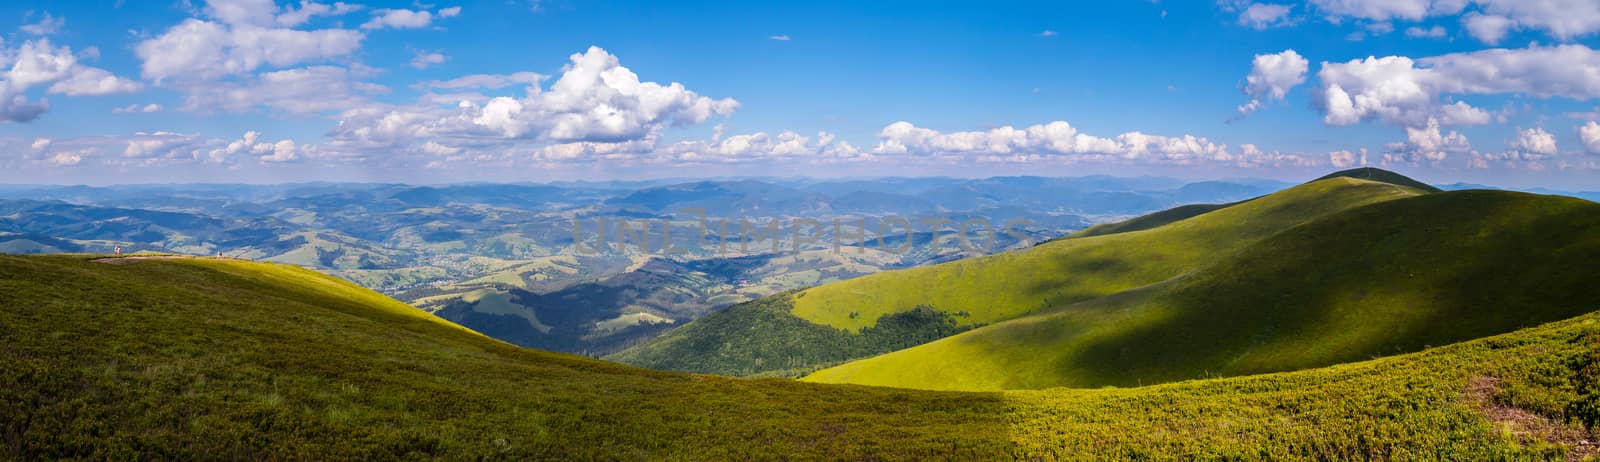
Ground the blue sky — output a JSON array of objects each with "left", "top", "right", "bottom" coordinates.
[{"left": 2, "top": 0, "right": 1600, "bottom": 188}]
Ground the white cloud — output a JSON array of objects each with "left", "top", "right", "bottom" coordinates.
[
  {"left": 117, "top": 131, "right": 213, "bottom": 162},
  {"left": 362, "top": 7, "right": 460, "bottom": 30},
  {"left": 863, "top": 120, "right": 1313, "bottom": 167},
  {"left": 1309, "top": 0, "right": 1452, "bottom": 22},
  {"left": 1328, "top": 148, "right": 1368, "bottom": 167},
  {"left": 274, "top": 1, "right": 364, "bottom": 27},
  {"left": 206, "top": 131, "right": 299, "bottom": 163},
  {"left": 1384, "top": 118, "right": 1473, "bottom": 163},
  {"left": 419, "top": 141, "right": 461, "bottom": 155},
  {"left": 1237, "top": 49, "right": 1309, "bottom": 117},
  {"left": 47, "top": 67, "right": 142, "bottom": 96},
  {"left": 1239, "top": 3, "right": 1295, "bottom": 29},
  {"left": 0, "top": 39, "right": 141, "bottom": 122},
  {"left": 114, "top": 103, "right": 163, "bottom": 113},
  {"left": 7, "top": 39, "right": 78, "bottom": 88},
  {"left": 1463, "top": 12, "right": 1514, "bottom": 44},
  {"left": 416, "top": 72, "right": 544, "bottom": 90},
  {"left": 1037, "top": 30, "right": 1057, "bottom": 37},
  {"left": 258, "top": 139, "right": 299, "bottom": 162},
  {"left": 1578, "top": 121, "right": 1600, "bottom": 155},
  {"left": 410, "top": 50, "right": 447, "bottom": 69},
  {"left": 178, "top": 65, "right": 386, "bottom": 114},
  {"left": 47, "top": 150, "right": 86, "bottom": 166},
  {"left": 1307, "top": 0, "right": 1600, "bottom": 44},
  {"left": 1405, "top": 25, "right": 1448, "bottom": 38},
  {"left": 769, "top": 34, "right": 792, "bottom": 41},
  {"left": 135, "top": 18, "right": 363, "bottom": 82},
  {"left": 0, "top": 84, "right": 50, "bottom": 123},
  {"left": 1509, "top": 127, "right": 1558, "bottom": 155},
  {"left": 21, "top": 12, "right": 65, "bottom": 35},
  {"left": 336, "top": 46, "right": 737, "bottom": 149},
  {"left": 1317, "top": 44, "right": 1600, "bottom": 129}
]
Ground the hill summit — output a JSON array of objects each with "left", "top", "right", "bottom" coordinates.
[{"left": 1314, "top": 167, "right": 1443, "bottom": 193}]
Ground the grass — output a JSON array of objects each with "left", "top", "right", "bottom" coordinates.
[
  {"left": 790, "top": 177, "right": 1423, "bottom": 332},
  {"left": 617, "top": 176, "right": 1424, "bottom": 376},
  {"left": 4, "top": 254, "right": 1600, "bottom": 458},
  {"left": 803, "top": 190, "right": 1600, "bottom": 391},
  {"left": 1063, "top": 202, "right": 1240, "bottom": 240}
]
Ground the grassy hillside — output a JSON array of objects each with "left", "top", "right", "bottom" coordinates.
[
  {"left": 789, "top": 177, "right": 1422, "bottom": 331},
  {"left": 5, "top": 255, "right": 1600, "bottom": 458},
  {"left": 615, "top": 176, "right": 1423, "bottom": 376},
  {"left": 1063, "top": 201, "right": 1239, "bottom": 239},
  {"left": 1317, "top": 166, "right": 1444, "bottom": 193},
  {"left": 804, "top": 190, "right": 1600, "bottom": 391}
]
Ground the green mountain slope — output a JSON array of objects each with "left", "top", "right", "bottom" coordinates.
[
  {"left": 1064, "top": 201, "right": 1239, "bottom": 239},
  {"left": 5, "top": 255, "right": 1600, "bottom": 458},
  {"left": 613, "top": 175, "right": 1424, "bottom": 376},
  {"left": 1317, "top": 166, "right": 1444, "bottom": 193},
  {"left": 804, "top": 190, "right": 1600, "bottom": 391}
]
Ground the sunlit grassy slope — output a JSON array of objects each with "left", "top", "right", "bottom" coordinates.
[
  {"left": 805, "top": 190, "right": 1600, "bottom": 391},
  {"left": 789, "top": 177, "right": 1423, "bottom": 332},
  {"left": 1064, "top": 201, "right": 1237, "bottom": 239},
  {"left": 6, "top": 255, "right": 1600, "bottom": 458},
  {"left": 612, "top": 176, "right": 1425, "bottom": 376}
]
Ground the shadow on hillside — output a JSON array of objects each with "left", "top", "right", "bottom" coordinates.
[{"left": 1052, "top": 191, "right": 1600, "bottom": 388}]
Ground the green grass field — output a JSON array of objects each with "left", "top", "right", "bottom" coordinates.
[
  {"left": 803, "top": 190, "right": 1600, "bottom": 391},
  {"left": 4, "top": 254, "right": 1600, "bottom": 459}
]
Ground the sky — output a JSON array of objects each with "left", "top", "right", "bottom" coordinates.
[{"left": 2, "top": 0, "right": 1600, "bottom": 188}]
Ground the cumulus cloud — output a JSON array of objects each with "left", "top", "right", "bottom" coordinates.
[
  {"left": 203, "top": 0, "right": 361, "bottom": 28},
  {"left": 1463, "top": 12, "right": 1514, "bottom": 44},
  {"left": 207, "top": 131, "right": 300, "bottom": 163},
  {"left": 134, "top": 0, "right": 373, "bottom": 84},
  {"left": 1307, "top": 0, "right": 1600, "bottom": 44},
  {"left": 1308, "top": 0, "right": 1454, "bottom": 21},
  {"left": 1509, "top": 127, "right": 1558, "bottom": 155},
  {"left": 1239, "top": 3, "right": 1296, "bottom": 29},
  {"left": 47, "top": 67, "right": 143, "bottom": 96},
  {"left": 1329, "top": 148, "right": 1368, "bottom": 167},
  {"left": 330, "top": 46, "right": 738, "bottom": 156},
  {"left": 273, "top": 1, "right": 364, "bottom": 27},
  {"left": 362, "top": 7, "right": 461, "bottom": 30},
  {"left": 0, "top": 39, "right": 141, "bottom": 123},
  {"left": 0, "top": 85, "right": 50, "bottom": 123},
  {"left": 1238, "top": 49, "right": 1309, "bottom": 117},
  {"left": 1581, "top": 121, "right": 1600, "bottom": 154},
  {"left": 46, "top": 150, "right": 88, "bottom": 166},
  {"left": 1316, "top": 44, "right": 1600, "bottom": 129},
  {"left": 135, "top": 18, "right": 364, "bottom": 82},
  {"left": 1383, "top": 118, "right": 1473, "bottom": 164},
  {"left": 863, "top": 120, "right": 1314, "bottom": 167}
]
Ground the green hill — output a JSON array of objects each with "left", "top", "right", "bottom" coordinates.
[
  {"left": 804, "top": 190, "right": 1600, "bottom": 391},
  {"left": 1317, "top": 166, "right": 1444, "bottom": 193},
  {"left": 1064, "top": 201, "right": 1241, "bottom": 239},
  {"left": 5, "top": 254, "right": 1600, "bottom": 458},
  {"left": 613, "top": 175, "right": 1424, "bottom": 376}
]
